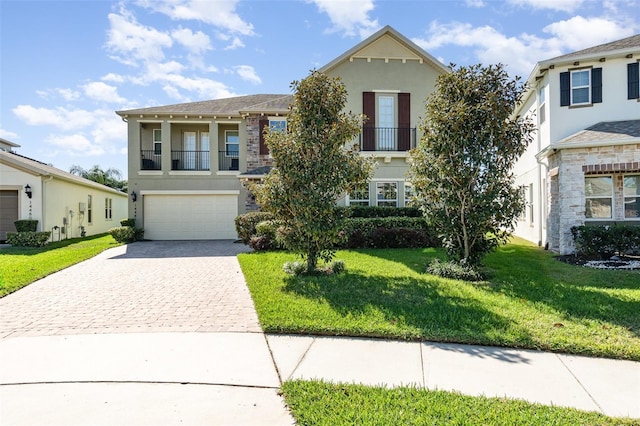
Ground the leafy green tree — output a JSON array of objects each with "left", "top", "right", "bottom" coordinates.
[
  {"left": 408, "top": 64, "right": 534, "bottom": 266},
  {"left": 252, "top": 70, "right": 374, "bottom": 273},
  {"left": 70, "top": 165, "right": 127, "bottom": 192}
]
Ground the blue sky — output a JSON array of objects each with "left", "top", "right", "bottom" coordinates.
[{"left": 1, "top": 0, "right": 638, "bottom": 179}]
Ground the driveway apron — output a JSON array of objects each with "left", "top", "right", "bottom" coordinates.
[{"left": 0, "top": 241, "right": 294, "bottom": 425}]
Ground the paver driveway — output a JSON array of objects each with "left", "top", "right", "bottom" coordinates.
[{"left": 0, "top": 241, "right": 261, "bottom": 338}]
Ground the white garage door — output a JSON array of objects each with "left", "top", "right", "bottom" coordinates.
[{"left": 143, "top": 194, "right": 238, "bottom": 240}]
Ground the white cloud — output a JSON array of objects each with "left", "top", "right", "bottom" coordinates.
[
  {"left": 135, "top": 0, "right": 254, "bottom": 36},
  {"left": 36, "top": 88, "right": 81, "bottom": 101},
  {"left": 171, "top": 27, "right": 212, "bottom": 54},
  {"left": 13, "top": 105, "right": 96, "bottom": 131},
  {"left": 465, "top": 0, "right": 485, "bottom": 7},
  {"left": 235, "top": 65, "right": 261, "bottom": 85},
  {"left": 224, "top": 36, "right": 245, "bottom": 50},
  {"left": 0, "top": 128, "right": 19, "bottom": 140},
  {"left": 105, "top": 6, "right": 173, "bottom": 66},
  {"left": 310, "top": 0, "right": 380, "bottom": 39},
  {"left": 102, "top": 73, "right": 126, "bottom": 83},
  {"left": 542, "top": 16, "right": 635, "bottom": 50},
  {"left": 83, "top": 82, "right": 127, "bottom": 104},
  {"left": 507, "top": 0, "right": 585, "bottom": 13},
  {"left": 45, "top": 133, "right": 103, "bottom": 156}
]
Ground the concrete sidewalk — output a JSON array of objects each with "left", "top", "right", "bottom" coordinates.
[
  {"left": 267, "top": 335, "right": 639, "bottom": 419},
  {"left": 1, "top": 332, "right": 638, "bottom": 424}
]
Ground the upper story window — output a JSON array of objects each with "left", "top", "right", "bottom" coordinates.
[
  {"left": 585, "top": 176, "right": 612, "bottom": 219},
  {"left": 153, "top": 129, "right": 162, "bottom": 155},
  {"left": 538, "top": 86, "right": 546, "bottom": 124},
  {"left": 628, "top": 61, "right": 639, "bottom": 100},
  {"left": 269, "top": 118, "right": 287, "bottom": 132},
  {"left": 560, "top": 67, "right": 602, "bottom": 107},
  {"left": 624, "top": 175, "right": 639, "bottom": 218},
  {"left": 225, "top": 130, "right": 239, "bottom": 156}
]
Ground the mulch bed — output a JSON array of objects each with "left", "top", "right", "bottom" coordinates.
[{"left": 555, "top": 254, "right": 640, "bottom": 270}]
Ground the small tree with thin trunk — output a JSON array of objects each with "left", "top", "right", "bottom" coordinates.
[
  {"left": 252, "top": 70, "right": 373, "bottom": 273},
  {"left": 408, "top": 63, "right": 534, "bottom": 267}
]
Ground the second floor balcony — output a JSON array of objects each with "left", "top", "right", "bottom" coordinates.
[
  {"left": 359, "top": 127, "right": 416, "bottom": 152},
  {"left": 171, "top": 150, "right": 210, "bottom": 171}
]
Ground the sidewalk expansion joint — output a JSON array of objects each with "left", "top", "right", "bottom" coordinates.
[{"left": 555, "top": 354, "right": 605, "bottom": 414}]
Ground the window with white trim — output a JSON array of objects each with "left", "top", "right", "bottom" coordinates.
[
  {"left": 376, "top": 182, "right": 397, "bottom": 207},
  {"left": 105, "top": 198, "right": 113, "bottom": 220},
  {"left": 348, "top": 183, "right": 369, "bottom": 206},
  {"left": 624, "top": 175, "right": 640, "bottom": 218},
  {"left": 528, "top": 183, "right": 534, "bottom": 225},
  {"left": 153, "top": 129, "right": 162, "bottom": 155},
  {"left": 538, "top": 86, "right": 546, "bottom": 124},
  {"left": 585, "top": 176, "right": 612, "bottom": 219},
  {"left": 225, "top": 130, "right": 239, "bottom": 156},
  {"left": 571, "top": 70, "right": 590, "bottom": 105},
  {"left": 87, "top": 195, "right": 93, "bottom": 224},
  {"left": 404, "top": 182, "right": 415, "bottom": 207},
  {"left": 269, "top": 118, "right": 286, "bottom": 132}
]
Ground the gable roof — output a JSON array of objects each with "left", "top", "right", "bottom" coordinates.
[
  {"left": 319, "top": 25, "right": 448, "bottom": 74},
  {"left": 116, "top": 94, "right": 290, "bottom": 117},
  {"left": 543, "top": 34, "right": 640, "bottom": 64},
  {"left": 0, "top": 149, "right": 127, "bottom": 196}
]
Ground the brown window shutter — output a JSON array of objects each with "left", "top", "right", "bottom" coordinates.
[
  {"left": 362, "top": 92, "right": 375, "bottom": 151},
  {"left": 398, "top": 93, "right": 411, "bottom": 151},
  {"left": 259, "top": 118, "right": 269, "bottom": 155}
]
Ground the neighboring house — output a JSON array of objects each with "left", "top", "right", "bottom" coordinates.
[
  {"left": 0, "top": 138, "right": 128, "bottom": 242},
  {"left": 117, "top": 26, "right": 448, "bottom": 240},
  {"left": 513, "top": 34, "right": 640, "bottom": 254}
]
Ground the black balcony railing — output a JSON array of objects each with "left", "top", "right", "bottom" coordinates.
[
  {"left": 140, "top": 150, "right": 161, "bottom": 170},
  {"left": 219, "top": 151, "right": 239, "bottom": 171},
  {"left": 359, "top": 127, "right": 416, "bottom": 151},
  {"left": 171, "top": 151, "right": 210, "bottom": 171}
]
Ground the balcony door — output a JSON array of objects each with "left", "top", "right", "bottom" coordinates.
[
  {"left": 377, "top": 96, "right": 394, "bottom": 150},
  {"left": 183, "top": 131, "right": 196, "bottom": 170}
]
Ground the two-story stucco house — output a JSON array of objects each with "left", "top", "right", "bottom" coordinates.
[
  {"left": 513, "top": 34, "right": 640, "bottom": 254},
  {"left": 117, "top": 26, "right": 448, "bottom": 240}
]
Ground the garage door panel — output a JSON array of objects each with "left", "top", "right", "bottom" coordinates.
[{"left": 144, "top": 194, "right": 237, "bottom": 240}]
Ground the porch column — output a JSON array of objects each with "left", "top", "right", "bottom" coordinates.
[
  {"left": 161, "top": 121, "right": 171, "bottom": 171},
  {"left": 210, "top": 121, "right": 219, "bottom": 172}
]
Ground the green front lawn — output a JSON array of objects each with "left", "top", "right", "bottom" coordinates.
[
  {"left": 238, "top": 238, "right": 640, "bottom": 360},
  {"left": 0, "top": 234, "right": 122, "bottom": 297},
  {"left": 282, "top": 380, "right": 637, "bottom": 426}
]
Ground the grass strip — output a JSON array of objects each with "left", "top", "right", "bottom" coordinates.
[
  {"left": 281, "top": 380, "right": 637, "bottom": 426},
  {"left": 0, "top": 234, "right": 122, "bottom": 297}
]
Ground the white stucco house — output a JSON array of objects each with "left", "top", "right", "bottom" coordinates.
[
  {"left": 513, "top": 34, "right": 640, "bottom": 254},
  {"left": 0, "top": 139, "right": 128, "bottom": 242}
]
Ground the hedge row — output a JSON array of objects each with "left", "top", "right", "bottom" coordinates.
[
  {"left": 235, "top": 211, "right": 440, "bottom": 250},
  {"left": 6, "top": 231, "right": 51, "bottom": 247},
  {"left": 338, "top": 206, "right": 422, "bottom": 218},
  {"left": 571, "top": 224, "right": 640, "bottom": 258}
]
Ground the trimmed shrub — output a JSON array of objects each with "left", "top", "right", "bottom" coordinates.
[
  {"left": 6, "top": 231, "right": 51, "bottom": 247},
  {"left": 339, "top": 206, "right": 422, "bottom": 218},
  {"left": 249, "top": 235, "right": 272, "bottom": 251},
  {"left": 340, "top": 217, "right": 438, "bottom": 248},
  {"left": 109, "top": 226, "right": 144, "bottom": 243},
  {"left": 283, "top": 261, "right": 307, "bottom": 276},
  {"left": 327, "top": 259, "right": 345, "bottom": 274},
  {"left": 14, "top": 220, "right": 38, "bottom": 232},
  {"left": 120, "top": 218, "right": 136, "bottom": 227},
  {"left": 426, "top": 258, "right": 485, "bottom": 282},
  {"left": 235, "top": 212, "right": 275, "bottom": 244},
  {"left": 571, "top": 224, "right": 640, "bottom": 258}
]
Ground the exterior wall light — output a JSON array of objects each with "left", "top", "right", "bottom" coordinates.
[
  {"left": 131, "top": 191, "right": 137, "bottom": 202},
  {"left": 24, "top": 184, "right": 32, "bottom": 199}
]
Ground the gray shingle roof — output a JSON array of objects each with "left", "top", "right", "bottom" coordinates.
[
  {"left": 545, "top": 34, "right": 640, "bottom": 63},
  {"left": 560, "top": 120, "right": 640, "bottom": 144},
  {"left": 116, "top": 94, "right": 290, "bottom": 116}
]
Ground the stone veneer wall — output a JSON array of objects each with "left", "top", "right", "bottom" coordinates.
[
  {"left": 547, "top": 143, "right": 640, "bottom": 254},
  {"left": 244, "top": 116, "right": 275, "bottom": 212}
]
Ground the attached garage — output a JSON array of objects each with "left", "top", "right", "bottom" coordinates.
[
  {"left": 0, "top": 190, "right": 19, "bottom": 241},
  {"left": 142, "top": 191, "right": 239, "bottom": 240}
]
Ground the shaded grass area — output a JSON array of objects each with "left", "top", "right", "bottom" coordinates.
[
  {"left": 0, "top": 234, "right": 121, "bottom": 297},
  {"left": 281, "top": 380, "right": 637, "bottom": 426},
  {"left": 238, "top": 238, "right": 640, "bottom": 360}
]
